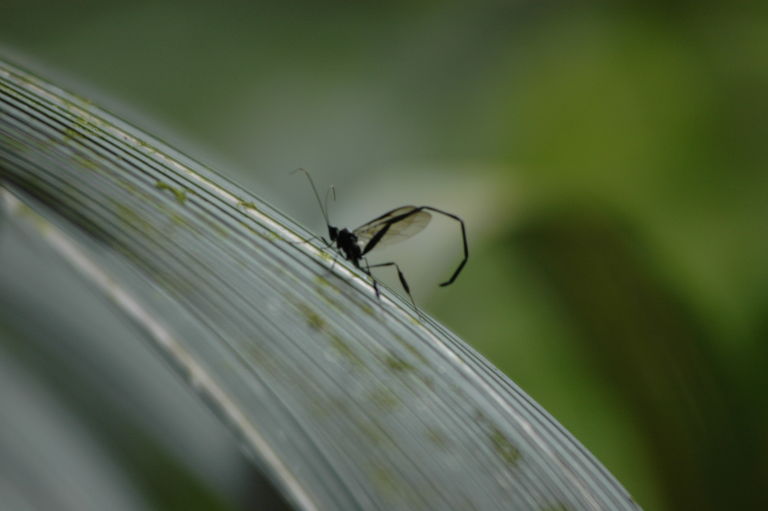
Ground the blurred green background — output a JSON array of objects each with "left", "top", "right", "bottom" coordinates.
[{"left": 3, "top": 1, "right": 767, "bottom": 509}]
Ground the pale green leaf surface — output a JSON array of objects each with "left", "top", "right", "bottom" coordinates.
[{"left": 0, "top": 59, "right": 642, "bottom": 511}]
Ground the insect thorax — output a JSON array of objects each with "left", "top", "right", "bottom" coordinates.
[{"left": 335, "top": 228, "right": 362, "bottom": 264}]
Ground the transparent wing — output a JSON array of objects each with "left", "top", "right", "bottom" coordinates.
[{"left": 353, "top": 206, "right": 432, "bottom": 251}]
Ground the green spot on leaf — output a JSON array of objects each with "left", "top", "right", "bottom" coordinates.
[
  {"left": 475, "top": 411, "right": 522, "bottom": 466},
  {"left": 425, "top": 426, "right": 450, "bottom": 448},
  {"left": 489, "top": 427, "right": 521, "bottom": 466},
  {"left": 384, "top": 352, "right": 415, "bottom": 373},
  {"left": 369, "top": 387, "right": 400, "bottom": 411},
  {"left": 329, "top": 334, "right": 364, "bottom": 367},
  {"left": 238, "top": 200, "right": 258, "bottom": 210},
  {"left": 155, "top": 181, "right": 190, "bottom": 205},
  {"left": 296, "top": 303, "right": 326, "bottom": 331}
]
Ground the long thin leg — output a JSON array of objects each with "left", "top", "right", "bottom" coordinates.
[
  {"left": 368, "top": 261, "right": 417, "bottom": 310},
  {"left": 362, "top": 257, "right": 381, "bottom": 298},
  {"left": 359, "top": 206, "right": 468, "bottom": 287},
  {"left": 417, "top": 206, "right": 468, "bottom": 287}
]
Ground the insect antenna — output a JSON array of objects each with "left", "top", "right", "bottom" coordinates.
[
  {"left": 293, "top": 168, "right": 331, "bottom": 226},
  {"left": 324, "top": 184, "right": 336, "bottom": 219}
]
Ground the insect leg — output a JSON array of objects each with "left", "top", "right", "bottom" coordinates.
[
  {"left": 417, "top": 206, "right": 469, "bottom": 287},
  {"left": 361, "top": 257, "right": 381, "bottom": 298},
  {"left": 368, "top": 261, "right": 417, "bottom": 309}
]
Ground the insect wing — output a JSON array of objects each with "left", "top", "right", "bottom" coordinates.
[{"left": 353, "top": 206, "right": 432, "bottom": 250}]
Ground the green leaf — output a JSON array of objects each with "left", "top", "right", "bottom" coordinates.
[{"left": 0, "top": 59, "right": 642, "bottom": 511}]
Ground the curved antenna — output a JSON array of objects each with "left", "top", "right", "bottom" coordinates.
[
  {"left": 324, "top": 185, "right": 336, "bottom": 221},
  {"left": 292, "top": 168, "right": 330, "bottom": 226},
  {"left": 419, "top": 206, "right": 469, "bottom": 287}
]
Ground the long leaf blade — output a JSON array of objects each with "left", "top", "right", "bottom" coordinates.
[{"left": 0, "top": 59, "right": 642, "bottom": 511}]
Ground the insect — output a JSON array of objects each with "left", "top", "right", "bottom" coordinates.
[{"left": 294, "top": 168, "right": 468, "bottom": 306}]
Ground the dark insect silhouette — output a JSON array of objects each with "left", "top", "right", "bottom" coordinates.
[{"left": 294, "top": 169, "right": 468, "bottom": 307}]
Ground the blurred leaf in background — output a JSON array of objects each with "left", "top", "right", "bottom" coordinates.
[{"left": 3, "top": 1, "right": 767, "bottom": 510}]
